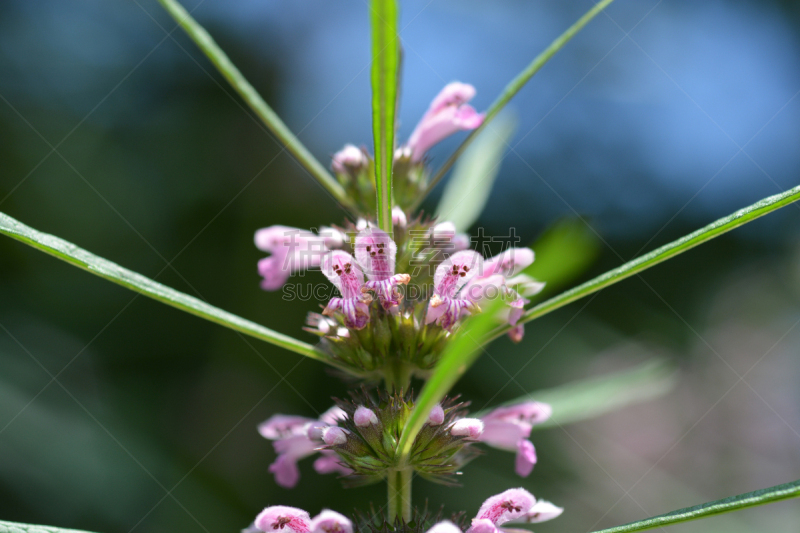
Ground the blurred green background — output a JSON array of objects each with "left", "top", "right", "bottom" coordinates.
[{"left": 1, "top": 1, "right": 800, "bottom": 532}]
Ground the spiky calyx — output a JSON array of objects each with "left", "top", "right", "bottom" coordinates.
[
  {"left": 320, "top": 390, "right": 480, "bottom": 485},
  {"left": 352, "top": 503, "right": 467, "bottom": 533}
]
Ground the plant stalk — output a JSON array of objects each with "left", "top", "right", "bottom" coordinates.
[
  {"left": 387, "top": 468, "right": 412, "bottom": 522},
  {"left": 411, "top": 0, "right": 615, "bottom": 210},
  {"left": 156, "top": 0, "right": 355, "bottom": 212}
]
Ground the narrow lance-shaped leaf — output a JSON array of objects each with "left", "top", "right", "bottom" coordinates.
[
  {"left": 434, "top": 112, "right": 517, "bottom": 232},
  {"left": 413, "top": 0, "right": 615, "bottom": 208},
  {"left": 473, "top": 358, "right": 677, "bottom": 429},
  {"left": 590, "top": 478, "right": 800, "bottom": 533},
  {"left": 396, "top": 298, "right": 504, "bottom": 464},
  {"left": 0, "top": 520, "right": 99, "bottom": 533},
  {"left": 156, "top": 0, "right": 354, "bottom": 211},
  {"left": 484, "top": 184, "right": 800, "bottom": 344},
  {"left": 0, "top": 212, "right": 346, "bottom": 371},
  {"left": 370, "top": 0, "right": 400, "bottom": 232}
]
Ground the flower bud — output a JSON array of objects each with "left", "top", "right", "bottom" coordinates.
[
  {"left": 322, "top": 426, "right": 349, "bottom": 446},
  {"left": 425, "top": 521, "right": 462, "bottom": 533},
  {"left": 450, "top": 418, "right": 484, "bottom": 439},
  {"left": 332, "top": 144, "right": 367, "bottom": 175},
  {"left": 353, "top": 406, "right": 379, "bottom": 427},
  {"left": 428, "top": 404, "right": 445, "bottom": 426}
]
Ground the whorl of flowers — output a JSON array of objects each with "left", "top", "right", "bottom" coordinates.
[{"left": 251, "top": 82, "right": 558, "bottom": 532}]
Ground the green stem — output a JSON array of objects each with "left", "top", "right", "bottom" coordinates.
[
  {"left": 411, "top": 0, "right": 615, "bottom": 210},
  {"left": 156, "top": 0, "right": 355, "bottom": 211},
  {"left": 383, "top": 359, "right": 411, "bottom": 393},
  {"left": 387, "top": 468, "right": 412, "bottom": 522}
]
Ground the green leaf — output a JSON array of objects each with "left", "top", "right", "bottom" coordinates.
[
  {"left": 155, "top": 0, "right": 355, "bottom": 211},
  {"left": 434, "top": 113, "right": 517, "bottom": 232},
  {"left": 415, "top": 0, "right": 616, "bottom": 206},
  {"left": 0, "top": 212, "right": 343, "bottom": 370},
  {"left": 590, "top": 478, "right": 800, "bottom": 532},
  {"left": 524, "top": 217, "right": 601, "bottom": 294},
  {"left": 0, "top": 520, "right": 98, "bottom": 533},
  {"left": 484, "top": 184, "right": 800, "bottom": 343},
  {"left": 370, "top": 0, "right": 400, "bottom": 232},
  {"left": 396, "top": 298, "right": 505, "bottom": 464},
  {"left": 474, "top": 358, "right": 677, "bottom": 429}
]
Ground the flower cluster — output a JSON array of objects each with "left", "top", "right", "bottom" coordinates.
[
  {"left": 250, "top": 81, "right": 560, "bottom": 532},
  {"left": 250, "top": 488, "right": 562, "bottom": 533},
  {"left": 259, "top": 395, "right": 552, "bottom": 489}
]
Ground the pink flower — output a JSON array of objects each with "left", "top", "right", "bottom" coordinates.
[
  {"left": 255, "top": 506, "right": 311, "bottom": 533},
  {"left": 313, "top": 450, "right": 353, "bottom": 476},
  {"left": 331, "top": 144, "right": 367, "bottom": 175},
  {"left": 321, "top": 250, "right": 373, "bottom": 329},
  {"left": 407, "top": 82, "right": 485, "bottom": 162},
  {"left": 354, "top": 228, "right": 410, "bottom": 310},
  {"left": 254, "top": 507, "right": 355, "bottom": 533},
  {"left": 426, "top": 250, "right": 483, "bottom": 330},
  {"left": 478, "top": 401, "right": 551, "bottom": 477},
  {"left": 462, "top": 248, "right": 544, "bottom": 342},
  {"left": 310, "top": 510, "right": 353, "bottom": 533},
  {"left": 425, "top": 487, "right": 562, "bottom": 533},
  {"left": 259, "top": 407, "right": 348, "bottom": 488},
  {"left": 473, "top": 488, "right": 535, "bottom": 526},
  {"left": 515, "top": 500, "right": 564, "bottom": 523},
  {"left": 255, "top": 225, "right": 344, "bottom": 290}
]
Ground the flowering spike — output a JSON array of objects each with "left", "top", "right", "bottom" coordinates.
[
  {"left": 449, "top": 418, "right": 484, "bottom": 439},
  {"left": 407, "top": 82, "right": 485, "bottom": 162},
  {"left": 322, "top": 426, "right": 349, "bottom": 446},
  {"left": 310, "top": 510, "right": 353, "bottom": 533},
  {"left": 474, "top": 488, "right": 536, "bottom": 526},
  {"left": 353, "top": 406, "right": 379, "bottom": 427},
  {"left": 428, "top": 404, "right": 445, "bottom": 426},
  {"left": 322, "top": 251, "right": 372, "bottom": 329},
  {"left": 255, "top": 506, "right": 312, "bottom": 533}
]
